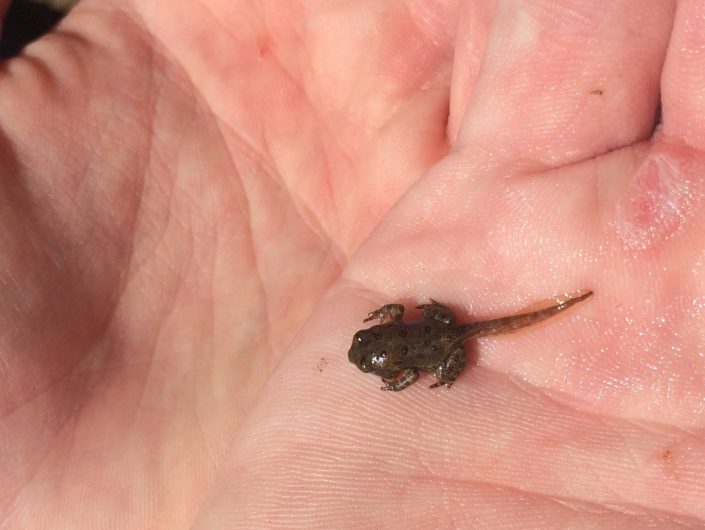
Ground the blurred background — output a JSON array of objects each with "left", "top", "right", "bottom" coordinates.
[{"left": 1, "top": 0, "right": 76, "bottom": 57}]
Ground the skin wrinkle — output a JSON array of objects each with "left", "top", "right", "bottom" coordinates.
[
  {"left": 262, "top": 2, "right": 304, "bottom": 84},
  {"left": 404, "top": 370, "right": 705, "bottom": 515},
  {"left": 1, "top": 375, "right": 90, "bottom": 522},
  {"left": 203, "top": 156, "right": 278, "bottom": 368},
  {"left": 510, "top": 370, "right": 705, "bottom": 474},
  {"left": 241, "top": 22, "right": 356, "bottom": 253},
  {"left": 213, "top": 112, "right": 344, "bottom": 352},
  {"left": 189, "top": 287, "right": 222, "bottom": 482},
  {"left": 238, "top": 176, "right": 276, "bottom": 369},
  {"left": 51, "top": 17, "right": 157, "bottom": 368},
  {"left": 397, "top": 1, "right": 454, "bottom": 90},
  {"left": 528, "top": 487, "right": 697, "bottom": 527},
  {"left": 370, "top": 472, "right": 703, "bottom": 527},
  {"left": 260, "top": 106, "right": 341, "bottom": 253},
  {"left": 191, "top": 108, "right": 288, "bottom": 370},
  {"left": 0, "top": 347, "right": 93, "bottom": 418},
  {"left": 299, "top": 108, "right": 352, "bottom": 248},
  {"left": 122, "top": 173, "right": 190, "bottom": 445},
  {"left": 0, "top": 406, "right": 54, "bottom": 516},
  {"left": 500, "top": 358, "right": 705, "bottom": 436},
  {"left": 260, "top": 398, "right": 704, "bottom": 521}
]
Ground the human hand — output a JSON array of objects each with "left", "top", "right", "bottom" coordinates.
[{"left": 1, "top": 1, "right": 703, "bottom": 528}]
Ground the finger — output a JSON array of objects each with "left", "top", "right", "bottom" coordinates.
[
  {"left": 661, "top": 0, "right": 705, "bottom": 149},
  {"left": 453, "top": 0, "right": 675, "bottom": 171}
]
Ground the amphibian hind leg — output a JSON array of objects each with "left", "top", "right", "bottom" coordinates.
[
  {"left": 364, "top": 303, "right": 404, "bottom": 323},
  {"left": 381, "top": 368, "right": 419, "bottom": 391},
  {"left": 416, "top": 298, "right": 456, "bottom": 324},
  {"left": 429, "top": 347, "right": 466, "bottom": 389}
]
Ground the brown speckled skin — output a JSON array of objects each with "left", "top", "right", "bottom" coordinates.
[{"left": 348, "top": 291, "right": 592, "bottom": 391}]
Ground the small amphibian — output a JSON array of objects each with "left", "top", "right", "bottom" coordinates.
[{"left": 348, "top": 290, "right": 593, "bottom": 391}]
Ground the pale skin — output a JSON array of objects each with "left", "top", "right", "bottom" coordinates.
[{"left": 1, "top": 0, "right": 704, "bottom": 528}]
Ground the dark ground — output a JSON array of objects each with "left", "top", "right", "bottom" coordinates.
[{"left": 0, "top": 0, "right": 70, "bottom": 58}]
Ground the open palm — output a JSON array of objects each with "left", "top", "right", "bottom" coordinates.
[{"left": 1, "top": 0, "right": 703, "bottom": 528}]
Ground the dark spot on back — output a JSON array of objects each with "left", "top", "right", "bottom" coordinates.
[
  {"left": 424, "top": 326, "right": 431, "bottom": 333},
  {"left": 373, "top": 332, "right": 382, "bottom": 340},
  {"left": 399, "top": 329, "right": 407, "bottom": 337}
]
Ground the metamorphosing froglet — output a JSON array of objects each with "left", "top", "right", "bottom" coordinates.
[{"left": 348, "top": 290, "right": 593, "bottom": 391}]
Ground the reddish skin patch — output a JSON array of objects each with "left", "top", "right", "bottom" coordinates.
[{"left": 614, "top": 141, "right": 705, "bottom": 251}]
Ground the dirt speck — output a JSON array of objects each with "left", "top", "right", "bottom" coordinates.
[{"left": 317, "top": 357, "right": 328, "bottom": 373}]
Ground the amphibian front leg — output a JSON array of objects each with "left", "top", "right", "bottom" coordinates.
[
  {"left": 363, "top": 303, "right": 404, "bottom": 323},
  {"left": 381, "top": 368, "right": 419, "bottom": 391},
  {"left": 416, "top": 298, "right": 456, "bottom": 324}
]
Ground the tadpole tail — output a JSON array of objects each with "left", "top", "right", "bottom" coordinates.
[{"left": 455, "top": 290, "right": 593, "bottom": 344}]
